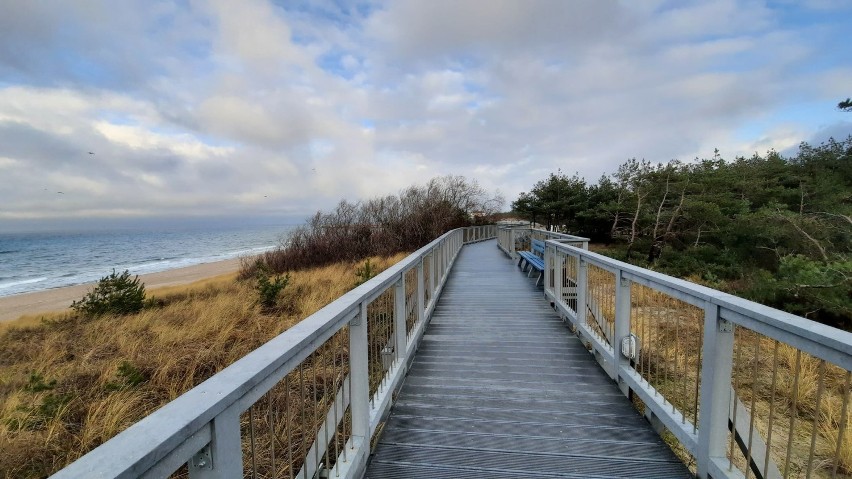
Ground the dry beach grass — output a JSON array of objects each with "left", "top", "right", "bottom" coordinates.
[{"left": 0, "top": 254, "right": 405, "bottom": 478}]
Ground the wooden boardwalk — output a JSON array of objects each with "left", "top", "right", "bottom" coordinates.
[{"left": 365, "top": 239, "right": 691, "bottom": 478}]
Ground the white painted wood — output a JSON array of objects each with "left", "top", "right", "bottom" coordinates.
[
  {"left": 188, "top": 407, "right": 241, "bottom": 479},
  {"left": 696, "top": 303, "right": 735, "bottom": 478},
  {"left": 614, "top": 270, "right": 631, "bottom": 396},
  {"left": 394, "top": 275, "right": 407, "bottom": 366}
]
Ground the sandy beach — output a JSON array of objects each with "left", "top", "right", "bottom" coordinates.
[{"left": 0, "top": 258, "right": 243, "bottom": 323}]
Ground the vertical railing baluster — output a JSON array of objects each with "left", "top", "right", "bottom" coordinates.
[{"left": 696, "top": 304, "right": 735, "bottom": 479}]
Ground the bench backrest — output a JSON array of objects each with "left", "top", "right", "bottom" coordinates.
[{"left": 531, "top": 239, "right": 545, "bottom": 257}]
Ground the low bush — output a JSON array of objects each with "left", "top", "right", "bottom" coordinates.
[
  {"left": 254, "top": 261, "right": 290, "bottom": 311},
  {"left": 70, "top": 269, "right": 146, "bottom": 317},
  {"left": 242, "top": 175, "right": 503, "bottom": 277},
  {"left": 354, "top": 259, "right": 376, "bottom": 286}
]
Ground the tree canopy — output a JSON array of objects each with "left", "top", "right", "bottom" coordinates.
[{"left": 512, "top": 137, "right": 852, "bottom": 328}]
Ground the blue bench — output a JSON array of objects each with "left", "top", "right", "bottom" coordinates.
[{"left": 517, "top": 239, "right": 545, "bottom": 286}]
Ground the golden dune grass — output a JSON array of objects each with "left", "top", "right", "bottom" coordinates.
[{"left": 0, "top": 254, "right": 406, "bottom": 478}]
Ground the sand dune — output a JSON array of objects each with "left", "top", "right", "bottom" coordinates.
[{"left": 0, "top": 258, "right": 242, "bottom": 323}]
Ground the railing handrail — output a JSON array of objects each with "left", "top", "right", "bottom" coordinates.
[
  {"left": 51, "top": 225, "right": 496, "bottom": 479},
  {"left": 546, "top": 240, "right": 852, "bottom": 369},
  {"left": 497, "top": 225, "right": 591, "bottom": 243}
]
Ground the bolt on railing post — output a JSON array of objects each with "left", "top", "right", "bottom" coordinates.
[
  {"left": 348, "top": 302, "right": 370, "bottom": 463},
  {"left": 696, "top": 303, "right": 735, "bottom": 478},
  {"left": 576, "top": 257, "right": 587, "bottom": 330},
  {"left": 614, "top": 270, "right": 632, "bottom": 392},
  {"left": 188, "top": 407, "right": 242, "bottom": 479},
  {"left": 394, "top": 275, "right": 407, "bottom": 365}
]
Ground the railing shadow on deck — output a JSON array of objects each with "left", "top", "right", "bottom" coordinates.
[
  {"left": 499, "top": 225, "right": 852, "bottom": 479},
  {"left": 50, "top": 225, "right": 497, "bottom": 479}
]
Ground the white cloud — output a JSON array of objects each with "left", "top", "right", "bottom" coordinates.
[{"left": 0, "top": 0, "right": 850, "bottom": 226}]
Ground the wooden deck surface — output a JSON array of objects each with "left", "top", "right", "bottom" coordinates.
[{"left": 364, "top": 239, "right": 691, "bottom": 478}]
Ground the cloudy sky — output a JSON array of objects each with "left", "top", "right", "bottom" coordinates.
[{"left": 1, "top": 0, "right": 850, "bottom": 230}]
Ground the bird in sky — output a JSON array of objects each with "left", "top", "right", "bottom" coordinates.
[
  {"left": 57, "top": 191, "right": 64, "bottom": 194},
  {"left": 88, "top": 152, "right": 95, "bottom": 155}
]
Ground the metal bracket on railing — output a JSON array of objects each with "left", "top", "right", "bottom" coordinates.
[
  {"left": 191, "top": 444, "right": 213, "bottom": 470},
  {"left": 718, "top": 318, "right": 733, "bottom": 333},
  {"left": 621, "top": 333, "right": 639, "bottom": 360}
]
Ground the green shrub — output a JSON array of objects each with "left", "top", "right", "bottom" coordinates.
[
  {"left": 354, "top": 259, "right": 376, "bottom": 286},
  {"left": 254, "top": 262, "right": 289, "bottom": 310},
  {"left": 71, "top": 269, "right": 146, "bottom": 317},
  {"left": 24, "top": 372, "right": 56, "bottom": 393},
  {"left": 6, "top": 372, "right": 70, "bottom": 432},
  {"left": 105, "top": 361, "right": 148, "bottom": 391}
]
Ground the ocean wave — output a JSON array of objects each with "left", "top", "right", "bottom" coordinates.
[
  {"left": 0, "top": 277, "right": 48, "bottom": 290},
  {"left": 122, "top": 246, "right": 276, "bottom": 276},
  {"left": 0, "top": 225, "right": 289, "bottom": 297}
]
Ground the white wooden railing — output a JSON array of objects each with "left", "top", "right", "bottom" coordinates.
[
  {"left": 50, "top": 225, "right": 496, "bottom": 479},
  {"left": 540, "top": 239, "right": 851, "bottom": 479}
]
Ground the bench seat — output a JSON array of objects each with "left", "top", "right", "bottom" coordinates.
[{"left": 517, "top": 239, "right": 546, "bottom": 286}]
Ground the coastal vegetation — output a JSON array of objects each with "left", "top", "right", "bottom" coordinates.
[
  {"left": 512, "top": 137, "right": 852, "bottom": 329},
  {"left": 69, "top": 269, "right": 146, "bottom": 317},
  {"left": 0, "top": 254, "right": 405, "bottom": 477},
  {"left": 244, "top": 175, "right": 503, "bottom": 275},
  {"left": 0, "top": 174, "right": 500, "bottom": 477}
]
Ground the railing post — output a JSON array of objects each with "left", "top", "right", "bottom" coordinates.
[
  {"left": 544, "top": 243, "right": 556, "bottom": 297},
  {"left": 443, "top": 240, "right": 448, "bottom": 275},
  {"left": 188, "top": 408, "right": 242, "bottom": 479},
  {"left": 348, "top": 302, "right": 370, "bottom": 467},
  {"left": 394, "top": 275, "right": 407, "bottom": 366},
  {"left": 429, "top": 251, "right": 436, "bottom": 299},
  {"left": 417, "top": 259, "right": 425, "bottom": 326},
  {"left": 614, "top": 270, "right": 632, "bottom": 393},
  {"left": 576, "top": 257, "right": 587, "bottom": 329},
  {"left": 554, "top": 250, "right": 564, "bottom": 304},
  {"left": 696, "top": 303, "right": 734, "bottom": 478}
]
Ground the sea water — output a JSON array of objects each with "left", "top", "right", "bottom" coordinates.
[{"left": 0, "top": 224, "right": 294, "bottom": 298}]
